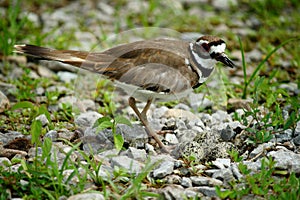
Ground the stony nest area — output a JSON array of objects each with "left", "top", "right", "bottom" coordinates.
[{"left": 1, "top": 1, "right": 300, "bottom": 199}]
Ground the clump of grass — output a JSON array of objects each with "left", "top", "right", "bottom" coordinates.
[
  {"left": 216, "top": 157, "right": 300, "bottom": 199},
  {"left": 10, "top": 68, "right": 41, "bottom": 102},
  {"left": 0, "top": 133, "right": 160, "bottom": 199},
  {"left": 233, "top": 36, "right": 300, "bottom": 145},
  {"left": 0, "top": 0, "right": 27, "bottom": 56},
  {"left": 220, "top": 21, "right": 300, "bottom": 197},
  {"left": 0, "top": 138, "right": 87, "bottom": 199},
  {"left": 93, "top": 115, "right": 132, "bottom": 151},
  {"left": 92, "top": 79, "right": 116, "bottom": 116},
  {"left": 239, "top": 37, "right": 300, "bottom": 100}
]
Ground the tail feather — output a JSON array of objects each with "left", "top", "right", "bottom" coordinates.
[{"left": 14, "top": 44, "right": 88, "bottom": 67}]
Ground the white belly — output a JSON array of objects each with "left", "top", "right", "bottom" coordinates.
[{"left": 115, "top": 81, "right": 193, "bottom": 102}]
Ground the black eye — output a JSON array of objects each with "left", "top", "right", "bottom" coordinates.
[{"left": 201, "top": 43, "right": 210, "bottom": 51}]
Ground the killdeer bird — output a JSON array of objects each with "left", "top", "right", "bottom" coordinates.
[{"left": 14, "top": 35, "right": 234, "bottom": 153}]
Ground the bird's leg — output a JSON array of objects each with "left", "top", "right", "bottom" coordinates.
[
  {"left": 128, "top": 97, "right": 169, "bottom": 153},
  {"left": 141, "top": 98, "right": 153, "bottom": 118}
]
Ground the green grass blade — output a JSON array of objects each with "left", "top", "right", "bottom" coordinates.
[
  {"left": 238, "top": 37, "right": 247, "bottom": 99},
  {"left": 248, "top": 37, "right": 300, "bottom": 85},
  {"left": 11, "top": 101, "right": 35, "bottom": 110},
  {"left": 241, "top": 37, "right": 300, "bottom": 99}
]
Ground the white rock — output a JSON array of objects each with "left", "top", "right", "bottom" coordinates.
[
  {"left": 181, "top": 177, "right": 192, "bottom": 188},
  {"left": 57, "top": 71, "right": 78, "bottom": 83},
  {"left": 212, "top": 0, "right": 237, "bottom": 10},
  {"left": 0, "top": 157, "right": 12, "bottom": 167},
  {"left": 35, "top": 114, "right": 49, "bottom": 126},
  {"left": 268, "top": 149, "right": 300, "bottom": 173},
  {"left": 74, "top": 111, "right": 103, "bottom": 129},
  {"left": 111, "top": 156, "right": 144, "bottom": 174},
  {"left": 153, "top": 160, "right": 174, "bottom": 178},
  {"left": 128, "top": 147, "right": 147, "bottom": 161},
  {"left": 212, "top": 158, "right": 231, "bottom": 169},
  {"left": 67, "top": 193, "right": 104, "bottom": 200},
  {"left": 0, "top": 91, "right": 10, "bottom": 113},
  {"left": 165, "top": 133, "right": 179, "bottom": 144},
  {"left": 196, "top": 186, "right": 218, "bottom": 197}
]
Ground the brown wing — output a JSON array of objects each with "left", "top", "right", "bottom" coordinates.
[
  {"left": 15, "top": 39, "right": 199, "bottom": 92},
  {"left": 80, "top": 39, "right": 191, "bottom": 76},
  {"left": 81, "top": 39, "right": 199, "bottom": 91},
  {"left": 117, "top": 62, "right": 193, "bottom": 94}
]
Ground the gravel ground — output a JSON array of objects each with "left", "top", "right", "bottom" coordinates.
[{"left": 0, "top": 0, "right": 299, "bottom": 199}]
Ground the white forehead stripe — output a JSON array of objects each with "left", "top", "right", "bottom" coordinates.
[
  {"left": 210, "top": 43, "right": 226, "bottom": 54},
  {"left": 196, "top": 40, "right": 208, "bottom": 45}
]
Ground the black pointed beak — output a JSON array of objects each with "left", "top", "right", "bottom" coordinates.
[{"left": 216, "top": 53, "right": 235, "bottom": 68}]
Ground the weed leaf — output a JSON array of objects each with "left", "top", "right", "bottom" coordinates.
[{"left": 114, "top": 134, "right": 124, "bottom": 151}]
